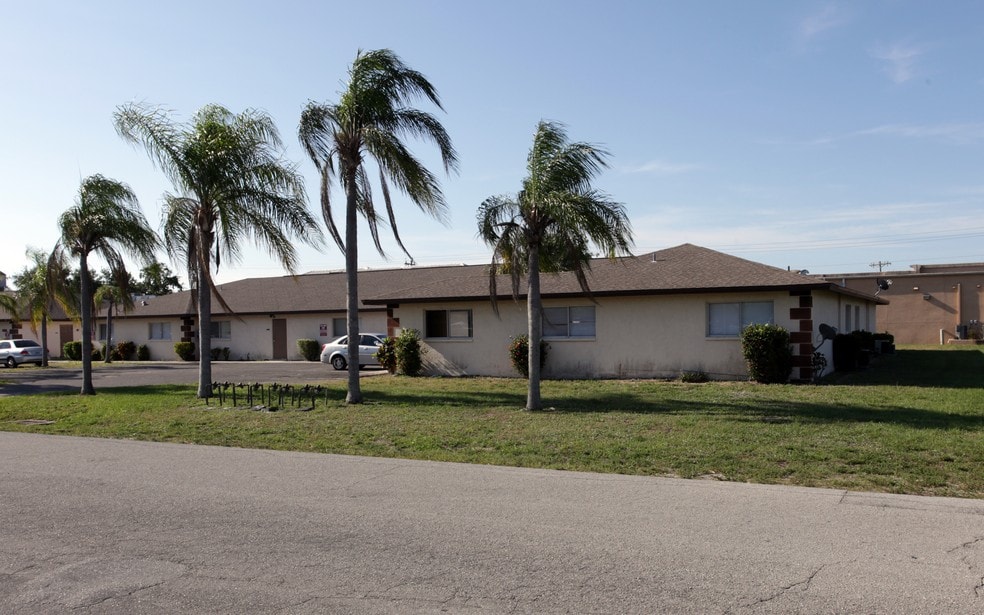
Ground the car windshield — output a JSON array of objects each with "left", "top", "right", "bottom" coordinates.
[{"left": 13, "top": 340, "right": 40, "bottom": 348}]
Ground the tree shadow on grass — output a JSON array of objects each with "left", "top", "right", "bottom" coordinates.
[
  {"left": 830, "top": 349, "right": 984, "bottom": 388},
  {"left": 362, "top": 386, "right": 983, "bottom": 430}
]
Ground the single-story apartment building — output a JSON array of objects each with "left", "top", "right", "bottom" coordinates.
[
  {"left": 368, "top": 244, "right": 885, "bottom": 381},
  {"left": 32, "top": 244, "right": 884, "bottom": 381},
  {"left": 821, "top": 261, "right": 984, "bottom": 345}
]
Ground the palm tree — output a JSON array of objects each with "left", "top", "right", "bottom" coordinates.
[
  {"left": 94, "top": 273, "right": 135, "bottom": 363},
  {"left": 477, "top": 121, "right": 633, "bottom": 410},
  {"left": 115, "top": 103, "right": 322, "bottom": 398},
  {"left": 298, "top": 48, "right": 458, "bottom": 403},
  {"left": 55, "top": 175, "right": 159, "bottom": 394},
  {"left": 8, "top": 248, "right": 77, "bottom": 366}
]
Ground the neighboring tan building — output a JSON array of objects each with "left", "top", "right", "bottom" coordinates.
[{"left": 821, "top": 262, "right": 984, "bottom": 345}]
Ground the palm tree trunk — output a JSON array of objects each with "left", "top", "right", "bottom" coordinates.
[
  {"left": 345, "top": 176, "right": 362, "bottom": 404},
  {"left": 197, "top": 260, "right": 213, "bottom": 399},
  {"left": 79, "top": 254, "right": 95, "bottom": 395},
  {"left": 104, "top": 302, "right": 113, "bottom": 363},
  {"left": 40, "top": 314, "right": 49, "bottom": 368},
  {"left": 526, "top": 244, "right": 542, "bottom": 411}
]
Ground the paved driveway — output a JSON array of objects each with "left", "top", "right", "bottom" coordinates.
[
  {"left": 1, "top": 432, "right": 983, "bottom": 613},
  {"left": 0, "top": 361, "right": 384, "bottom": 396}
]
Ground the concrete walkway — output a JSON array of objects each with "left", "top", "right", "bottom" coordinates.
[{"left": 1, "top": 432, "right": 982, "bottom": 613}]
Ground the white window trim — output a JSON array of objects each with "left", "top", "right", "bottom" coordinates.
[
  {"left": 706, "top": 301, "right": 774, "bottom": 338},
  {"left": 424, "top": 308, "right": 473, "bottom": 340},
  {"left": 542, "top": 306, "right": 596, "bottom": 340}
]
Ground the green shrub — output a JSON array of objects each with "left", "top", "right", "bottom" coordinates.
[
  {"left": 679, "top": 369, "right": 709, "bottom": 383},
  {"left": 136, "top": 344, "right": 150, "bottom": 361},
  {"left": 63, "top": 341, "right": 82, "bottom": 360},
  {"left": 174, "top": 341, "right": 195, "bottom": 361},
  {"left": 832, "top": 333, "right": 860, "bottom": 372},
  {"left": 740, "top": 323, "right": 792, "bottom": 384},
  {"left": 91, "top": 347, "right": 103, "bottom": 361},
  {"left": 209, "top": 347, "right": 222, "bottom": 360},
  {"left": 508, "top": 334, "right": 549, "bottom": 379},
  {"left": 851, "top": 330, "right": 875, "bottom": 352},
  {"left": 395, "top": 329, "right": 426, "bottom": 377},
  {"left": 296, "top": 339, "right": 321, "bottom": 362},
  {"left": 222, "top": 347, "right": 230, "bottom": 361},
  {"left": 375, "top": 336, "right": 397, "bottom": 373},
  {"left": 112, "top": 340, "right": 136, "bottom": 361}
]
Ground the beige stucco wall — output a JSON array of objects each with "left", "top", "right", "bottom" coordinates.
[
  {"left": 393, "top": 291, "right": 828, "bottom": 379},
  {"left": 107, "top": 311, "right": 387, "bottom": 361}
]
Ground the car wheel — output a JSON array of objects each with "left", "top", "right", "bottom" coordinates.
[
  {"left": 6, "top": 357, "right": 17, "bottom": 368},
  {"left": 330, "top": 355, "right": 347, "bottom": 370}
]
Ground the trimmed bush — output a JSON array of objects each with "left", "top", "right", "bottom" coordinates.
[
  {"left": 91, "top": 347, "right": 103, "bottom": 361},
  {"left": 174, "top": 341, "right": 195, "bottom": 361},
  {"left": 112, "top": 340, "right": 136, "bottom": 361},
  {"left": 395, "top": 329, "right": 425, "bottom": 377},
  {"left": 375, "top": 336, "right": 397, "bottom": 373},
  {"left": 136, "top": 344, "right": 150, "bottom": 361},
  {"left": 63, "top": 341, "right": 82, "bottom": 361},
  {"left": 508, "top": 334, "right": 549, "bottom": 379},
  {"left": 740, "top": 323, "right": 792, "bottom": 384},
  {"left": 296, "top": 339, "right": 321, "bottom": 362}
]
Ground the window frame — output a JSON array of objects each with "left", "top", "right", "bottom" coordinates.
[
  {"left": 423, "top": 308, "right": 473, "bottom": 340},
  {"left": 210, "top": 320, "right": 232, "bottom": 340},
  {"left": 706, "top": 301, "right": 775, "bottom": 338},
  {"left": 542, "top": 305, "right": 596, "bottom": 339},
  {"left": 148, "top": 322, "right": 172, "bottom": 341}
]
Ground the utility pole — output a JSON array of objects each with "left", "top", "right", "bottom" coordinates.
[{"left": 869, "top": 261, "right": 891, "bottom": 272}]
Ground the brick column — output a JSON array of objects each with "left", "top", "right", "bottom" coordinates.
[{"left": 788, "top": 292, "right": 813, "bottom": 383}]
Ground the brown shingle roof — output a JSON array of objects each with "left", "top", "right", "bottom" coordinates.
[
  {"left": 366, "top": 244, "right": 886, "bottom": 304},
  {"left": 109, "top": 244, "right": 884, "bottom": 319}
]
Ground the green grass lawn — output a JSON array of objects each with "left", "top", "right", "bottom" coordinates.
[{"left": 1, "top": 346, "right": 982, "bottom": 498}]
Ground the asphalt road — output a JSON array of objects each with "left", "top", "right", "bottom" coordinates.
[
  {"left": 1, "top": 432, "right": 982, "bottom": 613},
  {"left": 0, "top": 361, "right": 381, "bottom": 396}
]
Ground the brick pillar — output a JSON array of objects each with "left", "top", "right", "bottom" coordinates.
[
  {"left": 181, "top": 316, "right": 196, "bottom": 343},
  {"left": 788, "top": 292, "right": 814, "bottom": 383}
]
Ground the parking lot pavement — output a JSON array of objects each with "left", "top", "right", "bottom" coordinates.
[
  {"left": 2, "top": 432, "right": 983, "bottom": 613},
  {"left": 0, "top": 361, "right": 385, "bottom": 396}
]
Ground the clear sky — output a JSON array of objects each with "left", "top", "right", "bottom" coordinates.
[{"left": 3, "top": 1, "right": 983, "bottom": 288}]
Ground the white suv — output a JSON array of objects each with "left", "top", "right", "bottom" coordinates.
[{"left": 0, "top": 339, "right": 44, "bottom": 368}]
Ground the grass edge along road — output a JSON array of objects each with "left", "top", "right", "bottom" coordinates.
[{"left": 1, "top": 346, "right": 981, "bottom": 499}]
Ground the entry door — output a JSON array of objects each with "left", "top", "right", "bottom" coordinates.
[
  {"left": 272, "top": 319, "right": 287, "bottom": 360},
  {"left": 59, "top": 324, "right": 74, "bottom": 358}
]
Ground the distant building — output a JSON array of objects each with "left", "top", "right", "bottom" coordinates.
[{"left": 821, "top": 262, "right": 984, "bottom": 345}]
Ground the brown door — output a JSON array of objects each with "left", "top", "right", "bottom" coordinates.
[
  {"left": 272, "top": 319, "right": 287, "bottom": 360},
  {"left": 59, "top": 324, "right": 74, "bottom": 357}
]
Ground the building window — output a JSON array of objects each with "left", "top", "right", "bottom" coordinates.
[
  {"left": 707, "top": 301, "right": 774, "bottom": 337},
  {"left": 543, "top": 306, "right": 596, "bottom": 338},
  {"left": 210, "top": 320, "right": 231, "bottom": 339},
  {"left": 424, "top": 309, "right": 473, "bottom": 339},
  {"left": 97, "top": 324, "right": 108, "bottom": 341},
  {"left": 332, "top": 318, "right": 346, "bottom": 337},
  {"left": 845, "top": 305, "right": 852, "bottom": 332},
  {"left": 148, "top": 322, "right": 171, "bottom": 340}
]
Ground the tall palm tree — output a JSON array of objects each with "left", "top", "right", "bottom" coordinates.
[
  {"left": 298, "top": 48, "right": 458, "bottom": 404},
  {"left": 8, "top": 248, "right": 78, "bottom": 366},
  {"left": 478, "top": 121, "right": 633, "bottom": 410},
  {"left": 115, "top": 103, "right": 322, "bottom": 398},
  {"left": 55, "top": 175, "right": 159, "bottom": 394}
]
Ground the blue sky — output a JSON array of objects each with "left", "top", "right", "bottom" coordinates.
[{"left": 3, "top": 1, "right": 983, "bottom": 287}]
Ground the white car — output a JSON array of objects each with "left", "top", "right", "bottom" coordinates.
[
  {"left": 320, "top": 334, "right": 386, "bottom": 370},
  {"left": 0, "top": 339, "right": 44, "bottom": 368}
]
